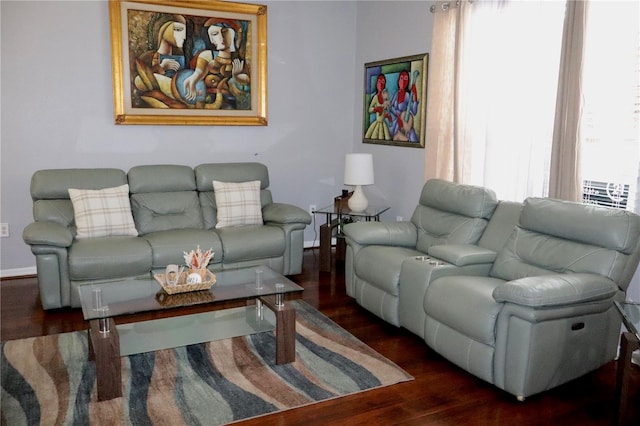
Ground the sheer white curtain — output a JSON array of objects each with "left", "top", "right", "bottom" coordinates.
[
  {"left": 580, "top": 0, "right": 640, "bottom": 212},
  {"left": 549, "top": 0, "right": 588, "bottom": 201},
  {"left": 426, "top": 0, "right": 566, "bottom": 201},
  {"left": 424, "top": 1, "right": 467, "bottom": 182}
]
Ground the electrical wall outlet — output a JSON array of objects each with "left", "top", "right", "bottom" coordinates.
[
  {"left": 309, "top": 204, "right": 317, "bottom": 215},
  {"left": 0, "top": 223, "right": 9, "bottom": 237},
  {"left": 396, "top": 216, "right": 404, "bottom": 222}
]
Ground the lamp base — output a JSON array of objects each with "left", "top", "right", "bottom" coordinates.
[{"left": 347, "top": 185, "right": 368, "bottom": 212}]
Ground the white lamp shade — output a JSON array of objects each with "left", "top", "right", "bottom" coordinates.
[
  {"left": 344, "top": 153, "right": 374, "bottom": 212},
  {"left": 344, "top": 153, "right": 374, "bottom": 186}
]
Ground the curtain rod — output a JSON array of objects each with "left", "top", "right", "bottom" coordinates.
[{"left": 430, "top": 1, "right": 474, "bottom": 13}]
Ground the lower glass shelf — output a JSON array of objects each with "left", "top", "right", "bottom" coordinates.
[{"left": 117, "top": 304, "right": 276, "bottom": 356}]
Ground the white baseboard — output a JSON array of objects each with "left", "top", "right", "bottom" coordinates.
[
  {"left": 305, "top": 238, "right": 338, "bottom": 249},
  {"left": 304, "top": 239, "right": 318, "bottom": 248},
  {"left": 1, "top": 266, "right": 37, "bottom": 278}
]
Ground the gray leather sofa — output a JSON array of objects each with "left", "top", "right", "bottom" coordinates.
[
  {"left": 23, "top": 163, "right": 311, "bottom": 310},
  {"left": 343, "top": 178, "right": 640, "bottom": 400}
]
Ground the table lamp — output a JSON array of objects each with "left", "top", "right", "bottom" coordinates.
[{"left": 344, "top": 153, "right": 374, "bottom": 212}]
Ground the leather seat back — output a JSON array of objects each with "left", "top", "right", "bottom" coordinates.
[
  {"left": 30, "top": 168, "right": 128, "bottom": 233},
  {"left": 128, "top": 165, "right": 204, "bottom": 235},
  {"left": 477, "top": 201, "right": 523, "bottom": 252},
  {"left": 194, "top": 162, "right": 273, "bottom": 230},
  {"left": 411, "top": 179, "right": 499, "bottom": 253},
  {"left": 490, "top": 197, "right": 640, "bottom": 290}
]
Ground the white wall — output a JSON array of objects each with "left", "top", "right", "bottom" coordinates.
[
  {"left": 1, "top": 0, "right": 377, "bottom": 273},
  {"left": 352, "top": 1, "right": 433, "bottom": 220}
]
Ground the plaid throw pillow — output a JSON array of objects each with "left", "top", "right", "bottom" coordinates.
[
  {"left": 68, "top": 184, "right": 138, "bottom": 239},
  {"left": 212, "top": 180, "right": 263, "bottom": 228}
]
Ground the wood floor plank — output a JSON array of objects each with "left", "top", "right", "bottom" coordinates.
[{"left": 1, "top": 249, "right": 637, "bottom": 425}]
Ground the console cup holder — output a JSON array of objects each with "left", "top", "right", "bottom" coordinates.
[{"left": 414, "top": 256, "right": 445, "bottom": 266}]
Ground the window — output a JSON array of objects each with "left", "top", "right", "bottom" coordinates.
[
  {"left": 460, "top": 0, "right": 566, "bottom": 202},
  {"left": 450, "top": 0, "right": 639, "bottom": 211},
  {"left": 580, "top": 1, "right": 640, "bottom": 213}
]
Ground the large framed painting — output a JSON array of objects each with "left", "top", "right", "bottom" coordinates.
[
  {"left": 109, "top": 0, "right": 267, "bottom": 125},
  {"left": 362, "top": 54, "right": 428, "bottom": 148}
]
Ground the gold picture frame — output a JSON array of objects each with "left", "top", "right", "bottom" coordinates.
[
  {"left": 362, "top": 54, "right": 428, "bottom": 148},
  {"left": 109, "top": 0, "right": 267, "bottom": 125}
]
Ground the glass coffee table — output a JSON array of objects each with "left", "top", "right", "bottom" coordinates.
[
  {"left": 78, "top": 265, "right": 303, "bottom": 401},
  {"left": 312, "top": 204, "right": 390, "bottom": 272}
]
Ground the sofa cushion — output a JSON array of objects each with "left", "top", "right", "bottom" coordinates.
[
  {"left": 425, "top": 275, "right": 505, "bottom": 346},
  {"left": 128, "top": 165, "right": 204, "bottom": 235},
  {"left": 195, "top": 162, "right": 270, "bottom": 191},
  {"left": 195, "top": 163, "right": 272, "bottom": 229},
  {"left": 199, "top": 191, "right": 273, "bottom": 230},
  {"left": 490, "top": 198, "right": 638, "bottom": 284},
  {"left": 409, "top": 179, "right": 499, "bottom": 254},
  {"left": 412, "top": 206, "right": 491, "bottom": 253},
  {"left": 419, "top": 179, "right": 498, "bottom": 219},
  {"left": 33, "top": 200, "right": 77, "bottom": 228},
  {"left": 212, "top": 180, "right": 263, "bottom": 228},
  {"left": 141, "top": 229, "right": 223, "bottom": 268},
  {"left": 128, "top": 165, "right": 196, "bottom": 193},
  {"left": 31, "top": 168, "right": 128, "bottom": 229},
  {"left": 477, "top": 201, "right": 523, "bottom": 252},
  {"left": 130, "top": 192, "right": 204, "bottom": 234},
  {"left": 216, "top": 225, "right": 285, "bottom": 263},
  {"left": 355, "top": 246, "right": 424, "bottom": 295},
  {"left": 490, "top": 228, "right": 626, "bottom": 282},
  {"left": 31, "top": 168, "right": 127, "bottom": 200},
  {"left": 520, "top": 198, "right": 639, "bottom": 254},
  {"left": 68, "top": 184, "right": 138, "bottom": 239},
  {"left": 68, "top": 236, "right": 151, "bottom": 280}
]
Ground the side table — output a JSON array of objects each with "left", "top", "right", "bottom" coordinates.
[
  {"left": 312, "top": 204, "right": 389, "bottom": 272},
  {"left": 614, "top": 301, "right": 639, "bottom": 425}
]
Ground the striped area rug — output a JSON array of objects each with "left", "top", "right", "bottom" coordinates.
[{"left": 1, "top": 301, "right": 412, "bottom": 425}]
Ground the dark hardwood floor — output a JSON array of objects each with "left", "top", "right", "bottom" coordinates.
[{"left": 1, "top": 249, "right": 638, "bottom": 425}]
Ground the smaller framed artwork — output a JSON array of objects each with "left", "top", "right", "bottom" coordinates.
[
  {"left": 109, "top": 0, "right": 267, "bottom": 126},
  {"left": 362, "top": 53, "right": 428, "bottom": 148}
]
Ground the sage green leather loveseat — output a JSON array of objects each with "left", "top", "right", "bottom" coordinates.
[
  {"left": 23, "top": 163, "right": 311, "bottom": 310},
  {"left": 343, "top": 179, "right": 640, "bottom": 400}
]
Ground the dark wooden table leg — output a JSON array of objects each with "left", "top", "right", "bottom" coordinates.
[
  {"left": 616, "top": 331, "right": 639, "bottom": 426},
  {"left": 335, "top": 237, "right": 346, "bottom": 262},
  {"left": 259, "top": 296, "right": 296, "bottom": 364},
  {"left": 89, "top": 318, "right": 122, "bottom": 401},
  {"left": 319, "top": 223, "right": 332, "bottom": 272},
  {"left": 88, "top": 327, "right": 95, "bottom": 361},
  {"left": 274, "top": 303, "right": 296, "bottom": 364}
]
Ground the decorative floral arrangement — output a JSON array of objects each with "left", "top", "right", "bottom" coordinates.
[{"left": 183, "top": 246, "right": 214, "bottom": 270}]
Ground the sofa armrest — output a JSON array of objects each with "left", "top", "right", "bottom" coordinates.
[
  {"left": 23, "top": 221, "right": 73, "bottom": 248},
  {"left": 262, "top": 203, "right": 311, "bottom": 225},
  {"left": 493, "top": 273, "right": 619, "bottom": 307},
  {"left": 262, "top": 203, "right": 310, "bottom": 275},
  {"left": 343, "top": 221, "right": 417, "bottom": 247},
  {"left": 428, "top": 244, "right": 497, "bottom": 266}
]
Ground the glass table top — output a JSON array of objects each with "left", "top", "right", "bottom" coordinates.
[
  {"left": 78, "top": 265, "right": 303, "bottom": 320},
  {"left": 313, "top": 204, "right": 390, "bottom": 217},
  {"left": 615, "top": 301, "right": 640, "bottom": 341}
]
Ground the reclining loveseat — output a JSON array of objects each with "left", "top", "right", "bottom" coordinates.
[
  {"left": 343, "top": 178, "right": 640, "bottom": 400},
  {"left": 23, "top": 162, "right": 311, "bottom": 310}
]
